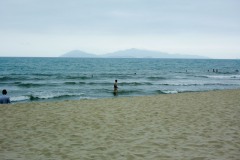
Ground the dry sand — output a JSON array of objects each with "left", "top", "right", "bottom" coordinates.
[{"left": 0, "top": 89, "right": 240, "bottom": 160}]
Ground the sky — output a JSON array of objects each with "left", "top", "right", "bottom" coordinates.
[{"left": 0, "top": 0, "right": 240, "bottom": 59}]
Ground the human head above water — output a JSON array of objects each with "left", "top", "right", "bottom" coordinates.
[{"left": 2, "top": 89, "right": 7, "bottom": 95}]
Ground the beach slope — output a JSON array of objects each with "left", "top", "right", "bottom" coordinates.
[{"left": 0, "top": 90, "right": 240, "bottom": 160}]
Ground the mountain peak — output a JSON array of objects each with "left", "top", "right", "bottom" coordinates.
[{"left": 61, "top": 50, "right": 96, "bottom": 57}]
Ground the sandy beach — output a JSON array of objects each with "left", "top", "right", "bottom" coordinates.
[{"left": 0, "top": 89, "right": 240, "bottom": 160}]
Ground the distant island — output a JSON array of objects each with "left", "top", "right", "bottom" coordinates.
[
  {"left": 60, "top": 50, "right": 97, "bottom": 58},
  {"left": 60, "top": 48, "right": 209, "bottom": 59}
]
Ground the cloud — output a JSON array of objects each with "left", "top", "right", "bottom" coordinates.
[
  {"left": 0, "top": 0, "right": 240, "bottom": 58},
  {"left": 1, "top": 0, "right": 239, "bottom": 34}
]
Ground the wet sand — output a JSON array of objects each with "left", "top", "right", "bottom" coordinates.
[{"left": 0, "top": 89, "right": 240, "bottom": 160}]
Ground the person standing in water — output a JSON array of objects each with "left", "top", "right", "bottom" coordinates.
[{"left": 113, "top": 80, "right": 118, "bottom": 95}]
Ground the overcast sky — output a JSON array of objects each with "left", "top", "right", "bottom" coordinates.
[{"left": 0, "top": 0, "right": 240, "bottom": 58}]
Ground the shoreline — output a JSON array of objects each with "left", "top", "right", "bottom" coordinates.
[
  {"left": 1, "top": 89, "right": 240, "bottom": 159},
  {"left": 9, "top": 88, "right": 240, "bottom": 104}
]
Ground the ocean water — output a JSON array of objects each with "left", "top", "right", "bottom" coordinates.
[{"left": 0, "top": 57, "right": 240, "bottom": 103}]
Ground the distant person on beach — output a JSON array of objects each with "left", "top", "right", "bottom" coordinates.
[
  {"left": 113, "top": 80, "right": 118, "bottom": 95},
  {"left": 0, "top": 89, "right": 11, "bottom": 104}
]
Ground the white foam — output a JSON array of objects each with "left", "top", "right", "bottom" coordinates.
[
  {"left": 11, "top": 96, "right": 30, "bottom": 102},
  {"left": 207, "top": 75, "right": 240, "bottom": 79},
  {"left": 162, "top": 90, "right": 178, "bottom": 94},
  {"left": 35, "top": 92, "right": 85, "bottom": 99}
]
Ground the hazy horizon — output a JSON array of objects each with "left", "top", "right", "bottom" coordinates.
[{"left": 0, "top": 0, "right": 240, "bottom": 59}]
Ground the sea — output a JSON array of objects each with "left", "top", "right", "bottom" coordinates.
[{"left": 0, "top": 57, "right": 240, "bottom": 103}]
